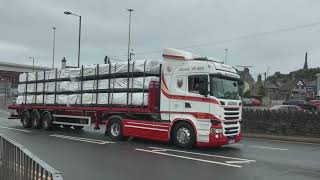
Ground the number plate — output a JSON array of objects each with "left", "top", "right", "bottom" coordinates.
[{"left": 228, "top": 139, "right": 235, "bottom": 144}]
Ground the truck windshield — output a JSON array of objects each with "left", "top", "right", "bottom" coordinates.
[{"left": 210, "top": 75, "right": 240, "bottom": 100}]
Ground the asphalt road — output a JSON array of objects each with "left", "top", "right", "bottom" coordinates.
[{"left": 0, "top": 111, "right": 320, "bottom": 180}]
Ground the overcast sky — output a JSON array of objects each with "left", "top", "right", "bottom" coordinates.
[{"left": 1, "top": 0, "right": 320, "bottom": 78}]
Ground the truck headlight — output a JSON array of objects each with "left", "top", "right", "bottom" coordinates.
[{"left": 212, "top": 128, "right": 223, "bottom": 134}]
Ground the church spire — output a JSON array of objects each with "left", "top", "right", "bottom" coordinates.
[{"left": 304, "top": 52, "right": 308, "bottom": 70}]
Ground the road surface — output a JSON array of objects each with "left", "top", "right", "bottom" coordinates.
[{"left": 0, "top": 111, "right": 319, "bottom": 180}]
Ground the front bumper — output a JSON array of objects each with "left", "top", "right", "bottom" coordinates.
[{"left": 196, "top": 133, "right": 241, "bottom": 147}]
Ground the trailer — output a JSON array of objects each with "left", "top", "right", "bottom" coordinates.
[{"left": 8, "top": 48, "right": 241, "bottom": 148}]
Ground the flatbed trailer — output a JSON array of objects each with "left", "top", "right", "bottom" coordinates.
[{"left": 8, "top": 48, "right": 242, "bottom": 148}]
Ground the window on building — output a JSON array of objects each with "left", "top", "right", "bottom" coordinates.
[{"left": 188, "top": 75, "right": 207, "bottom": 94}]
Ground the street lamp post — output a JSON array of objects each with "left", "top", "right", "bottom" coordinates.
[
  {"left": 126, "top": 8, "right": 134, "bottom": 106},
  {"left": 224, "top": 48, "right": 228, "bottom": 64},
  {"left": 52, "top": 27, "right": 56, "bottom": 69},
  {"left": 64, "top": 11, "right": 81, "bottom": 67},
  {"left": 28, "top": 57, "right": 35, "bottom": 72},
  {"left": 127, "top": 9, "right": 134, "bottom": 63}
]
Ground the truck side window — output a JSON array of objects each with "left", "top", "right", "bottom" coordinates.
[{"left": 188, "top": 75, "right": 207, "bottom": 94}]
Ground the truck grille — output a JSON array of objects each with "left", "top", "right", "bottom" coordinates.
[
  {"left": 224, "top": 126, "right": 239, "bottom": 135},
  {"left": 223, "top": 107, "right": 240, "bottom": 121}
]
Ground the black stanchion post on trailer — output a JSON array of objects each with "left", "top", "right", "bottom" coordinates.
[
  {"left": 43, "top": 70, "right": 45, "bottom": 104},
  {"left": 25, "top": 73, "right": 28, "bottom": 104},
  {"left": 54, "top": 68, "right": 58, "bottom": 105},
  {"left": 35, "top": 71, "right": 38, "bottom": 104},
  {"left": 107, "top": 61, "right": 111, "bottom": 105},
  {"left": 96, "top": 64, "right": 99, "bottom": 104},
  {"left": 80, "top": 65, "right": 83, "bottom": 105},
  {"left": 158, "top": 64, "right": 162, "bottom": 111},
  {"left": 130, "top": 61, "right": 135, "bottom": 107},
  {"left": 111, "top": 63, "right": 117, "bottom": 106},
  {"left": 141, "top": 60, "right": 147, "bottom": 108}
]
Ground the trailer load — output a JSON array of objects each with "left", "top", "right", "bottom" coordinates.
[
  {"left": 9, "top": 48, "right": 242, "bottom": 149},
  {"left": 16, "top": 60, "right": 161, "bottom": 106}
]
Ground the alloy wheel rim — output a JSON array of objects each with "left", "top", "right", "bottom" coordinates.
[
  {"left": 177, "top": 127, "right": 191, "bottom": 144},
  {"left": 110, "top": 123, "right": 120, "bottom": 137}
]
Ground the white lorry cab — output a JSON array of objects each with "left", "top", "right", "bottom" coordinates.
[{"left": 160, "top": 48, "right": 241, "bottom": 148}]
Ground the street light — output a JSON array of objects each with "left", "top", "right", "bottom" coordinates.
[
  {"left": 127, "top": 9, "right": 134, "bottom": 63},
  {"left": 64, "top": 11, "right": 81, "bottom": 67},
  {"left": 52, "top": 27, "right": 56, "bottom": 69},
  {"left": 126, "top": 8, "right": 134, "bottom": 106},
  {"left": 28, "top": 57, "right": 35, "bottom": 72},
  {"left": 224, "top": 48, "right": 228, "bottom": 64}
]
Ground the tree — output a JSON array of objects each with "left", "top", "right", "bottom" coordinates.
[
  {"left": 257, "top": 85, "right": 266, "bottom": 97},
  {"left": 243, "top": 90, "right": 251, "bottom": 98}
]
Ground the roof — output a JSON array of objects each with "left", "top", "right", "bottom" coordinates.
[{"left": 0, "top": 61, "right": 51, "bottom": 73}]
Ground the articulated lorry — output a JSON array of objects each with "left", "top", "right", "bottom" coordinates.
[{"left": 8, "top": 48, "right": 241, "bottom": 148}]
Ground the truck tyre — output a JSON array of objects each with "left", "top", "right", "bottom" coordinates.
[
  {"left": 31, "top": 111, "right": 41, "bottom": 129},
  {"left": 42, "top": 112, "right": 53, "bottom": 131},
  {"left": 74, "top": 126, "right": 84, "bottom": 130},
  {"left": 62, "top": 125, "right": 71, "bottom": 129},
  {"left": 21, "top": 111, "right": 31, "bottom": 128},
  {"left": 107, "top": 118, "right": 125, "bottom": 141},
  {"left": 172, "top": 122, "right": 196, "bottom": 149}
]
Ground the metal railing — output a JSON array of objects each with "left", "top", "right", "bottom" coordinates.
[{"left": 0, "top": 134, "right": 63, "bottom": 180}]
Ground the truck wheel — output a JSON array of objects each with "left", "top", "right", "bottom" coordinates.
[
  {"left": 74, "top": 126, "right": 84, "bottom": 130},
  {"left": 172, "top": 122, "right": 196, "bottom": 149},
  {"left": 21, "top": 111, "right": 31, "bottom": 128},
  {"left": 31, "top": 111, "right": 41, "bottom": 129},
  {"left": 42, "top": 112, "right": 53, "bottom": 131},
  {"left": 62, "top": 125, "right": 71, "bottom": 129},
  {"left": 107, "top": 119, "right": 125, "bottom": 141}
]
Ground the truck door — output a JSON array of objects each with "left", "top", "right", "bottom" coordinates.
[{"left": 186, "top": 75, "right": 210, "bottom": 119}]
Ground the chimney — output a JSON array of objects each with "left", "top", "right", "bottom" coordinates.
[{"left": 61, "top": 57, "right": 66, "bottom": 69}]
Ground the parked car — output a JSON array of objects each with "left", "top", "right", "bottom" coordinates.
[
  {"left": 308, "top": 100, "right": 320, "bottom": 110},
  {"left": 242, "top": 98, "right": 252, "bottom": 106},
  {"left": 282, "top": 100, "right": 317, "bottom": 111},
  {"left": 250, "top": 98, "right": 261, "bottom": 106},
  {"left": 270, "top": 105, "right": 305, "bottom": 112}
]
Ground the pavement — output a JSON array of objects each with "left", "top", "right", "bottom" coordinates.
[{"left": 0, "top": 111, "right": 320, "bottom": 180}]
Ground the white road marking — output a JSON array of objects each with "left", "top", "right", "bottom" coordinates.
[
  {"left": 135, "top": 148, "right": 242, "bottom": 168},
  {"left": 230, "top": 143, "right": 288, "bottom": 151},
  {"left": 0, "top": 117, "right": 8, "bottom": 120},
  {"left": 249, "top": 145, "right": 288, "bottom": 151},
  {"left": 225, "top": 160, "right": 255, "bottom": 164},
  {"left": 50, "top": 134, "right": 114, "bottom": 144},
  {"left": 0, "top": 126, "right": 32, "bottom": 133},
  {"left": 149, "top": 146, "right": 256, "bottom": 162},
  {"left": 244, "top": 137, "right": 320, "bottom": 146}
]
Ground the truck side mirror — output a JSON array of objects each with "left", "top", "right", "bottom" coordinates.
[{"left": 199, "top": 82, "right": 208, "bottom": 97}]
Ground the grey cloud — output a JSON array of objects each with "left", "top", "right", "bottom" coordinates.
[{"left": 0, "top": 0, "right": 320, "bottom": 76}]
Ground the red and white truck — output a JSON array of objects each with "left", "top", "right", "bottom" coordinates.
[{"left": 8, "top": 48, "right": 241, "bottom": 148}]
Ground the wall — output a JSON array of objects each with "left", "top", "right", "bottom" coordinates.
[{"left": 242, "top": 109, "right": 320, "bottom": 137}]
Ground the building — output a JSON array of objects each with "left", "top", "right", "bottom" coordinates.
[
  {"left": 237, "top": 67, "right": 254, "bottom": 94},
  {"left": 0, "top": 62, "right": 50, "bottom": 106}
]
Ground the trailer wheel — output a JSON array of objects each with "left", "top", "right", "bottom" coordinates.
[
  {"left": 172, "top": 122, "right": 196, "bottom": 149},
  {"left": 107, "top": 118, "right": 125, "bottom": 141},
  {"left": 31, "top": 111, "right": 41, "bottom": 129},
  {"left": 74, "top": 126, "right": 84, "bottom": 130},
  {"left": 62, "top": 125, "right": 71, "bottom": 129},
  {"left": 42, "top": 112, "right": 53, "bottom": 131},
  {"left": 21, "top": 111, "right": 31, "bottom": 128}
]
